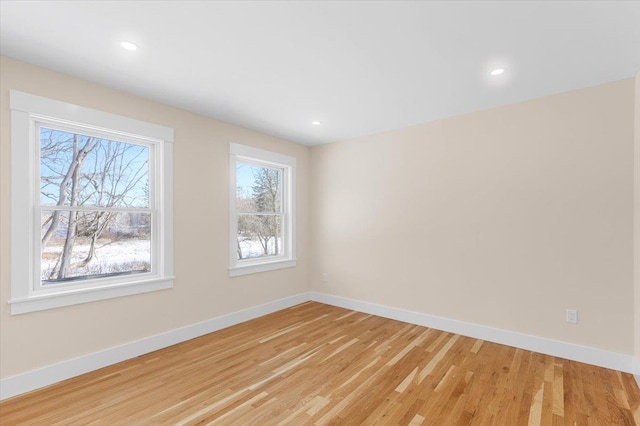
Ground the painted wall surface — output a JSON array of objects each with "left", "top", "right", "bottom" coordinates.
[
  {"left": 1, "top": 54, "right": 636, "bottom": 382},
  {"left": 310, "top": 79, "right": 635, "bottom": 354},
  {"left": 0, "top": 56, "right": 311, "bottom": 378},
  {"left": 635, "top": 71, "right": 640, "bottom": 363}
]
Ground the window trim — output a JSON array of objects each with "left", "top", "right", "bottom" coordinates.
[
  {"left": 9, "top": 90, "right": 174, "bottom": 314},
  {"left": 229, "top": 143, "right": 296, "bottom": 276}
]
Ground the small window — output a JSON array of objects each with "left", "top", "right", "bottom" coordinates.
[
  {"left": 9, "top": 91, "right": 174, "bottom": 314},
  {"left": 229, "top": 143, "right": 296, "bottom": 276}
]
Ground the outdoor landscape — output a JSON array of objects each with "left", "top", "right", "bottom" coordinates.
[
  {"left": 39, "top": 127, "right": 285, "bottom": 284},
  {"left": 39, "top": 127, "right": 151, "bottom": 284},
  {"left": 235, "top": 162, "right": 284, "bottom": 261}
]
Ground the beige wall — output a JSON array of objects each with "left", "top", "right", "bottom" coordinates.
[
  {"left": 0, "top": 56, "right": 311, "bottom": 378},
  {"left": 635, "top": 71, "right": 640, "bottom": 363},
  {"left": 1, "top": 54, "right": 636, "bottom": 381},
  {"left": 310, "top": 79, "right": 635, "bottom": 354}
]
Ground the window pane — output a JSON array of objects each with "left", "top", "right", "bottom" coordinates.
[
  {"left": 40, "top": 127, "right": 149, "bottom": 208},
  {"left": 41, "top": 210, "right": 151, "bottom": 283},
  {"left": 236, "top": 162, "right": 282, "bottom": 213},
  {"left": 236, "top": 214, "right": 283, "bottom": 260}
]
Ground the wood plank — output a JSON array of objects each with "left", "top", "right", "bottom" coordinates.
[{"left": 0, "top": 302, "right": 638, "bottom": 425}]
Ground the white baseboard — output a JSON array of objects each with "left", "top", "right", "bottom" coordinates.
[
  {"left": 309, "top": 292, "right": 640, "bottom": 377},
  {"left": 2, "top": 290, "right": 638, "bottom": 401},
  {"left": 0, "top": 292, "right": 311, "bottom": 401}
]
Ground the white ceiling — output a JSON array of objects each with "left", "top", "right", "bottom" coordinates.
[{"left": 1, "top": 1, "right": 639, "bottom": 146}]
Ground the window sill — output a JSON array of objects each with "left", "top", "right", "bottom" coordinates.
[
  {"left": 229, "top": 259, "right": 297, "bottom": 277},
  {"left": 8, "top": 277, "right": 174, "bottom": 315}
]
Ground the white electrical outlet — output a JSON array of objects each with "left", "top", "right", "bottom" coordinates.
[
  {"left": 566, "top": 309, "right": 578, "bottom": 324},
  {"left": 322, "top": 272, "right": 328, "bottom": 282}
]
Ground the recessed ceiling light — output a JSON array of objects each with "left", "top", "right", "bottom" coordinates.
[
  {"left": 312, "top": 121, "right": 321, "bottom": 125},
  {"left": 121, "top": 41, "right": 138, "bottom": 51},
  {"left": 490, "top": 68, "right": 505, "bottom": 76}
]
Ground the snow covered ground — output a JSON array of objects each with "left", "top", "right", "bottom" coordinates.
[
  {"left": 41, "top": 239, "right": 150, "bottom": 281},
  {"left": 237, "top": 237, "right": 282, "bottom": 260},
  {"left": 41, "top": 236, "right": 282, "bottom": 281}
]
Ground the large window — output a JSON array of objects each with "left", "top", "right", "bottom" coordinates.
[
  {"left": 229, "top": 143, "right": 296, "bottom": 276},
  {"left": 10, "top": 91, "right": 174, "bottom": 314},
  {"left": 39, "top": 126, "right": 152, "bottom": 284}
]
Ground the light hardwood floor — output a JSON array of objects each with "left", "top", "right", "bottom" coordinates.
[{"left": 1, "top": 302, "right": 639, "bottom": 425}]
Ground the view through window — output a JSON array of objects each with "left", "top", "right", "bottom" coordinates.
[
  {"left": 39, "top": 126, "right": 152, "bottom": 284},
  {"left": 229, "top": 142, "right": 295, "bottom": 276},
  {"left": 235, "top": 162, "right": 284, "bottom": 260}
]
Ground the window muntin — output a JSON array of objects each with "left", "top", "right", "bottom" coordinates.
[{"left": 229, "top": 143, "right": 296, "bottom": 276}]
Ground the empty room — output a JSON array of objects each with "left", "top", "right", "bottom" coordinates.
[{"left": 1, "top": 1, "right": 639, "bottom": 424}]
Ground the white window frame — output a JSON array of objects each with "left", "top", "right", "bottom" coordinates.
[
  {"left": 9, "top": 90, "right": 174, "bottom": 314},
  {"left": 229, "top": 143, "right": 296, "bottom": 276}
]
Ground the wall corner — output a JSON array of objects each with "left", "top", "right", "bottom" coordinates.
[{"left": 634, "top": 71, "right": 640, "bottom": 365}]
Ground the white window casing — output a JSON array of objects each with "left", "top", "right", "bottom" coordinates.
[
  {"left": 229, "top": 143, "right": 296, "bottom": 276},
  {"left": 9, "top": 90, "right": 174, "bottom": 314}
]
